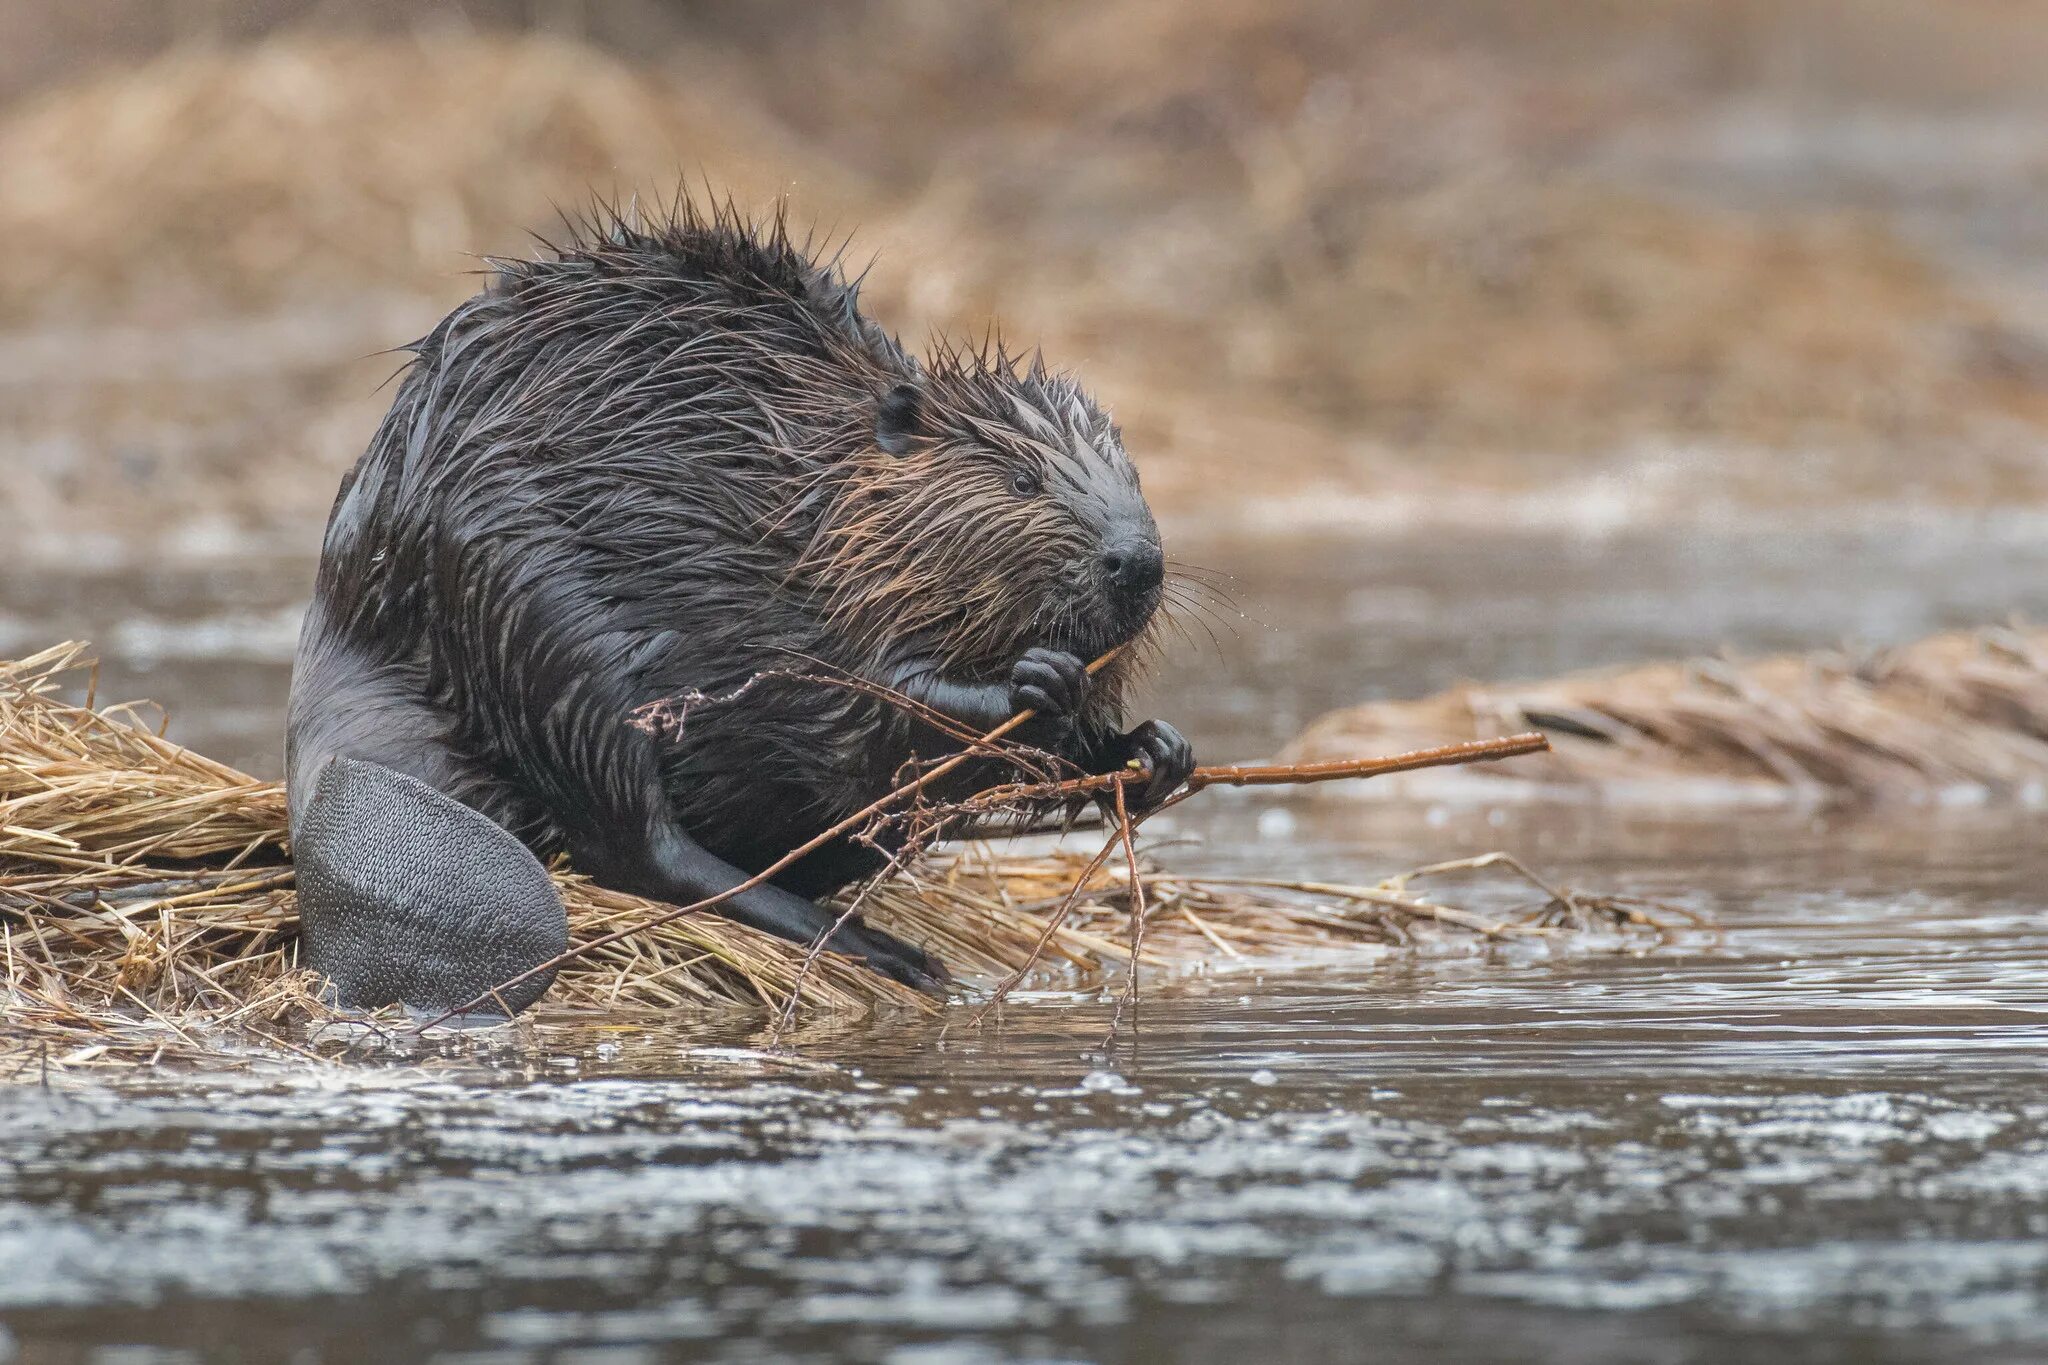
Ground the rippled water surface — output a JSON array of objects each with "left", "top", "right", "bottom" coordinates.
[{"left": 5, "top": 522, "right": 2048, "bottom": 1363}]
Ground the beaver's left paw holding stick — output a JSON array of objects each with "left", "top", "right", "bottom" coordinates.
[{"left": 1106, "top": 719, "right": 1195, "bottom": 811}]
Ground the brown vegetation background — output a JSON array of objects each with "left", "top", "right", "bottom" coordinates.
[{"left": 5, "top": 0, "right": 2048, "bottom": 560}]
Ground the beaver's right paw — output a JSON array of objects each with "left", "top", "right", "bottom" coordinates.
[{"left": 1008, "top": 647, "right": 1091, "bottom": 727}]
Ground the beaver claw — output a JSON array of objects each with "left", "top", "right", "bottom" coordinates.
[
  {"left": 1008, "top": 647, "right": 1090, "bottom": 726},
  {"left": 1113, "top": 719, "right": 1195, "bottom": 811},
  {"left": 833, "top": 918, "right": 951, "bottom": 995}
]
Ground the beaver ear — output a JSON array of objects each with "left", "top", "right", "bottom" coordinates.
[{"left": 875, "top": 383, "right": 925, "bottom": 455}]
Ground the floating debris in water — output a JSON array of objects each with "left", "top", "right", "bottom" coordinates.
[{"left": 1285, "top": 626, "right": 2048, "bottom": 808}]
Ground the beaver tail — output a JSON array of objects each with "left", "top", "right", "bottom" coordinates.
[{"left": 292, "top": 757, "right": 567, "bottom": 1017}]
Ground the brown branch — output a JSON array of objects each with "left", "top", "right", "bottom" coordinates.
[
  {"left": 1181, "top": 734, "right": 1550, "bottom": 787},
  {"left": 417, "top": 647, "right": 1549, "bottom": 1030},
  {"left": 958, "top": 732, "right": 1552, "bottom": 811},
  {"left": 969, "top": 822, "right": 1126, "bottom": 1024},
  {"left": 965, "top": 734, "right": 1551, "bottom": 1024},
  {"left": 1112, "top": 778, "right": 1146, "bottom": 1021},
  {"left": 413, "top": 648, "right": 1127, "bottom": 1029}
]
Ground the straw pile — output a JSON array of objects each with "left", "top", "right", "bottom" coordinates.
[
  {"left": 1, "top": 642, "right": 1669, "bottom": 1076},
  {"left": 1282, "top": 626, "right": 2048, "bottom": 807}
]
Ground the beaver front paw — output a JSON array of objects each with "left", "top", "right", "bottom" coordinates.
[
  {"left": 1109, "top": 719, "right": 1195, "bottom": 811},
  {"left": 1007, "top": 647, "right": 1090, "bottom": 730}
]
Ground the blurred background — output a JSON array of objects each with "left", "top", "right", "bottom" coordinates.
[
  {"left": 18, "top": 13, "right": 2048, "bottom": 1359},
  {"left": 7, "top": 0, "right": 2048, "bottom": 771}
]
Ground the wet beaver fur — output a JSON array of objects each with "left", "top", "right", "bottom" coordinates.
[{"left": 285, "top": 201, "right": 1193, "bottom": 1014}]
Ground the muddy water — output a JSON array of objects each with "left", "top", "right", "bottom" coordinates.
[{"left": 5, "top": 522, "right": 2048, "bottom": 1363}]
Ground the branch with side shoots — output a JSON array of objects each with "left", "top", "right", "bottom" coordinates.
[
  {"left": 413, "top": 650, "right": 1127, "bottom": 1027},
  {"left": 413, "top": 648, "right": 1549, "bottom": 1029}
]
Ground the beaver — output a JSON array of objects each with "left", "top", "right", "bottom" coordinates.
[{"left": 284, "top": 201, "right": 1194, "bottom": 1015}]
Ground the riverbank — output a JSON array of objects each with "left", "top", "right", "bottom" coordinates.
[{"left": 6, "top": 21, "right": 2048, "bottom": 556}]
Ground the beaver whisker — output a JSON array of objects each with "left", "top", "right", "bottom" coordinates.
[
  {"left": 1158, "top": 587, "right": 1243, "bottom": 658},
  {"left": 1162, "top": 585, "right": 1242, "bottom": 638},
  {"left": 1163, "top": 578, "right": 1243, "bottom": 631},
  {"left": 1164, "top": 561, "right": 1242, "bottom": 603},
  {"left": 1153, "top": 593, "right": 1229, "bottom": 660}
]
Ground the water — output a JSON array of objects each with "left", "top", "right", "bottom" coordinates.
[
  {"left": 11, "top": 517, "right": 2048, "bottom": 774},
  {"left": 5, "top": 521, "right": 2048, "bottom": 1363}
]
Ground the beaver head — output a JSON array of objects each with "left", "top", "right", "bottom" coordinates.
[{"left": 811, "top": 345, "right": 1163, "bottom": 681}]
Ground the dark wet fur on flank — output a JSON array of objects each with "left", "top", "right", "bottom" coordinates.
[{"left": 289, "top": 198, "right": 1172, "bottom": 911}]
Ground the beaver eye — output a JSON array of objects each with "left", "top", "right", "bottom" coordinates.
[{"left": 1010, "top": 469, "right": 1042, "bottom": 497}]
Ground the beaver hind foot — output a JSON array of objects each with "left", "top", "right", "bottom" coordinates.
[{"left": 294, "top": 758, "right": 568, "bottom": 1017}]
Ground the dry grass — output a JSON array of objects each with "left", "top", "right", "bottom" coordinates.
[
  {"left": 1283, "top": 625, "right": 2048, "bottom": 807},
  {"left": 1, "top": 643, "right": 1672, "bottom": 1077}
]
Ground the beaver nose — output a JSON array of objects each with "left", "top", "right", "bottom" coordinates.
[{"left": 1101, "top": 541, "right": 1165, "bottom": 601}]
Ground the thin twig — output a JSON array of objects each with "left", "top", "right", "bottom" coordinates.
[
  {"left": 1112, "top": 779, "right": 1147, "bottom": 1025},
  {"left": 969, "top": 825, "right": 1128, "bottom": 1024},
  {"left": 957, "top": 733, "right": 1551, "bottom": 813}
]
